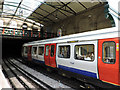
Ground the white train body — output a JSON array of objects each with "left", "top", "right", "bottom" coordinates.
[
  {"left": 22, "top": 27, "right": 120, "bottom": 87},
  {"left": 22, "top": 0, "right": 120, "bottom": 87}
]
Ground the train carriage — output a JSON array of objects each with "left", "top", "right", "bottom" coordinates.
[{"left": 22, "top": 27, "right": 120, "bottom": 88}]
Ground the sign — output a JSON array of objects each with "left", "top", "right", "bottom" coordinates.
[{"left": 57, "top": 29, "right": 62, "bottom": 37}]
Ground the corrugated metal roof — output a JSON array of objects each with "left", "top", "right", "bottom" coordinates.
[
  {"left": 1, "top": 0, "right": 105, "bottom": 28},
  {"left": 28, "top": 0, "right": 104, "bottom": 26},
  {"left": 1, "top": 0, "right": 44, "bottom": 28}
]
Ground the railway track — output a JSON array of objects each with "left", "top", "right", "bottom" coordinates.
[
  {"left": 3, "top": 58, "right": 55, "bottom": 89},
  {"left": 12, "top": 58, "right": 89, "bottom": 89},
  {"left": 2, "top": 58, "right": 73, "bottom": 89},
  {"left": 15, "top": 58, "right": 103, "bottom": 90},
  {"left": 3, "top": 58, "right": 38, "bottom": 89}
]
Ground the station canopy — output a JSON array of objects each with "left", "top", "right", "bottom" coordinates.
[{"left": 0, "top": 0, "right": 105, "bottom": 27}]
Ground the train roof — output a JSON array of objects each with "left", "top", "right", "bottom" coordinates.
[{"left": 23, "top": 27, "right": 119, "bottom": 46}]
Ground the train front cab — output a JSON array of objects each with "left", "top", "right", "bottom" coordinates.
[{"left": 98, "top": 37, "right": 120, "bottom": 86}]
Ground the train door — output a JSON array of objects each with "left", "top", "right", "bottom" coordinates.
[
  {"left": 44, "top": 43, "right": 57, "bottom": 68},
  {"left": 98, "top": 38, "right": 119, "bottom": 85},
  {"left": 28, "top": 46, "right": 32, "bottom": 61}
]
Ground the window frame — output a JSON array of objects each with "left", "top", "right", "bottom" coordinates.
[
  {"left": 74, "top": 44, "right": 95, "bottom": 62},
  {"left": 32, "top": 46, "right": 37, "bottom": 55},
  {"left": 50, "top": 45, "right": 55, "bottom": 57},
  {"left": 58, "top": 45, "right": 71, "bottom": 59},
  {"left": 38, "top": 46, "right": 44, "bottom": 56},
  {"left": 45, "top": 45, "right": 49, "bottom": 56},
  {"left": 102, "top": 41, "right": 116, "bottom": 64}
]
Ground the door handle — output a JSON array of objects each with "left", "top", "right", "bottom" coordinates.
[{"left": 70, "top": 62, "right": 74, "bottom": 64}]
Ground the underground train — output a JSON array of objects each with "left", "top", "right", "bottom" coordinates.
[{"left": 22, "top": 27, "right": 120, "bottom": 88}]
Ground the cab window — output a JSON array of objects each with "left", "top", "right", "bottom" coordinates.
[
  {"left": 103, "top": 42, "right": 116, "bottom": 64},
  {"left": 58, "top": 45, "right": 70, "bottom": 58},
  {"left": 75, "top": 44, "right": 94, "bottom": 61}
]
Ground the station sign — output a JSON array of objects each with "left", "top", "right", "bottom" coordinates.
[{"left": 57, "top": 29, "right": 62, "bottom": 37}]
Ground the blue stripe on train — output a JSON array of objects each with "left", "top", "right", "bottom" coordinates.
[
  {"left": 32, "top": 58, "right": 45, "bottom": 64},
  {"left": 58, "top": 65, "right": 97, "bottom": 78}
]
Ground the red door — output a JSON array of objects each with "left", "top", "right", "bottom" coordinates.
[
  {"left": 50, "top": 43, "right": 56, "bottom": 67},
  {"left": 44, "top": 44, "right": 50, "bottom": 66},
  {"left": 98, "top": 38, "right": 119, "bottom": 85},
  {"left": 44, "top": 43, "right": 57, "bottom": 68},
  {"left": 28, "top": 46, "right": 32, "bottom": 61}
]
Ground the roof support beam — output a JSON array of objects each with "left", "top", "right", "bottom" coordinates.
[
  {"left": 38, "top": 7, "right": 61, "bottom": 20},
  {"left": 59, "top": 0, "right": 77, "bottom": 15},
  {"left": 47, "top": 3, "right": 75, "bottom": 15},
  {"left": 57, "top": 9, "right": 68, "bottom": 17},
  {"left": 42, "top": 1, "right": 72, "bottom": 20},
  {"left": 55, "top": 2, "right": 68, "bottom": 17},
  {"left": 26, "top": 2, "right": 55, "bottom": 23},
  {"left": 6, "top": 0, "right": 23, "bottom": 27},
  {"left": 77, "top": 0, "right": 87, "bottom": 10},
  {"left": 47, "top": 4, "right": 71, "bottom": 17},
  {"left": 33, "top": 11, "right": 55, "bottom": 23}
]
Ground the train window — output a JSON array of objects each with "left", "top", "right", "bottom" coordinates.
[
  {"left": 75, "top": 44, "right": 94, "bottom": 61},
  {"left": 46, "top": 45, "right": 49, "bottom": 56},
  {"left": 103, "top": 42, "right": 116, "bottom": 64},
  {"left": 58, "top": 45, "right": 70, "bottom": 58},
  {"left": 24, "top": 47, "right": 28, "bottom": 54},
  {"left": 51, "top": 45, "right": 54, "bottom": 57},
  {"left": 32, "top": 47, "right": 37, "bottom": 54},
  {"left": 38, "top": 47, "right": 44, "bottom": 56}
]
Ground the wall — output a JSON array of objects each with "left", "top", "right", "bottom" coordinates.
[
  {"left": 47, "top": 5, "right": 112, "bottom": 36},
  {"left": 0, "top": 17, "right": 41, "bottom": 31}
]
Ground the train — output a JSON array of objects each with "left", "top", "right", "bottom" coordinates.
[{"left": 22, "top": 27, "right": 120, "bottom": 88}]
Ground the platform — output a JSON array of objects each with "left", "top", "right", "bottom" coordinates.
[{"left": 0, "top": 65, "right": 11, "bottom": 89}]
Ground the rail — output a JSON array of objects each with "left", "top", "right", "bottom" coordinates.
[
  {"left": 3, "top": 58, "right": 55, "bottom": 89},
  {"left": 3, "top": 58, "right": 30, "bottom": 89}
]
